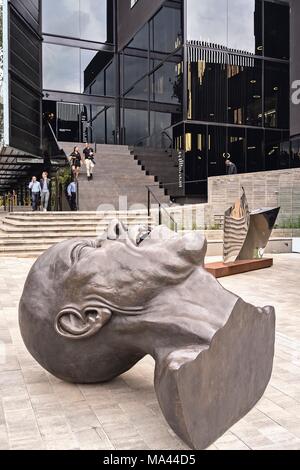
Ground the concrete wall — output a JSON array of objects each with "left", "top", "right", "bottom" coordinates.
[
  {"left": 117, "top": 0, "right": 164, "bottom": 51},
  {"left": 162, "top": 168, "right": 300, "bottom": 235},
  {"left": 207, "top": 168, "right": 300, "bottom": 228}
]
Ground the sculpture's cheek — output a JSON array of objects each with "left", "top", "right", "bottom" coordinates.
[{"left": 55, "top": 307, "right": 112, "bottom": 340}]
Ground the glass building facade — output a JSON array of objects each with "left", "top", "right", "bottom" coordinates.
[
  {"left": 39, "top": 0, "right": 294, "bottom": 200},
  {"left": 184, "top": 0, "right": 291, "bottom": 196}
]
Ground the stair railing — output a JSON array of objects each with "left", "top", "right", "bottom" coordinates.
[
  {"left": 146, "top": 185, "right": 178, "bottom": 232},
  {"left": 146, "top": 178, "right": 208, "bottom": 231}
]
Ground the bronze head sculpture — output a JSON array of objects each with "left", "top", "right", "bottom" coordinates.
[{"left": 19, "top": 221, "right": 275, "bottom": 449}]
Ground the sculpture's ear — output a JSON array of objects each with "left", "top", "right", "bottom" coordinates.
[{"left": 55, "top": 307, "right": 112, "bottom": 340}]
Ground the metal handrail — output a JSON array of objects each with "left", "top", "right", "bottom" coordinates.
[
  {"left": 146, "top": 179, "right": 208, "bottom": 232},
  {"left": 47, "top": 121, "right": 63, "bottom": 152},
  {"left": 134, "top": 126, "right": 173, "bottom": 149},
  {"left": 161, "top": 131, "right": 173, "bottom": 147},
  {"left": 146, "top": 185, "right": 178, "bottom": 232}
]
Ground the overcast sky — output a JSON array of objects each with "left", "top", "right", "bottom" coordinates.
[
  {"left": 187, "top": 0, "right": 257, "bottom": 53},
  {"left": 42, "top": 0, "right": 107, "bottom": 43}
]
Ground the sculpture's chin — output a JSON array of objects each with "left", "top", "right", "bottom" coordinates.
[{"left": 154, "top": 299, "right": 275, "bottom": 450}]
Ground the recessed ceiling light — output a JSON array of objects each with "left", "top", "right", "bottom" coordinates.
[
  {"left": 273, "top": 86, "right": 279, "bottom": 91},
  {"left": 257, "top": 46, "right": 263, "bottom": 51},
  {"left": 250, "top": 80, "right": 257, "bottom": 84},
  {"left": 253, "top": 95, "right": 261, "bottom": 99}
]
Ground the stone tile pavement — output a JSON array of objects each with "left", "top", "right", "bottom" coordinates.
[{"left": 0, "top": 254, "right": 300, "bottom": 450}]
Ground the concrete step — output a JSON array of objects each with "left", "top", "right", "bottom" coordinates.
[{"left": 0, "top": 216, "right": 149, "bottom": 223}]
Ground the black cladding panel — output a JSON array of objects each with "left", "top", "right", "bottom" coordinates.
[
  {"left": 117, "top": 0, "right": 165, "bottom": 51},
  {"left": 7, "top": 0, "right": 42, "bottom": 156}
]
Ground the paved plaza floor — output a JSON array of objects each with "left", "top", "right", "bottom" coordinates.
[{"left": 0, "top": 254, "right": 300, "bottom": 450}]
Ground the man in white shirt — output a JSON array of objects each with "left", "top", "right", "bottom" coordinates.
[{"left": 29, "top": 177, "right": 41, "bottom": 211}]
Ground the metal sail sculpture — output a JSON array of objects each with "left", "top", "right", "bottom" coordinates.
[{"left": 223, "top": 189, "right": 280, "bottom": 263}]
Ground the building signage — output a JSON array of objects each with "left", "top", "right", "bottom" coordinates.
[{"left": 178, "top": 150, "right": 184, "bottom": 190}]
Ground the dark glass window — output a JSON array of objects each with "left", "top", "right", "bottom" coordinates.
[
  {"left": 185, "top": 124, "right": 208, "bottom": 195},
  {"left": 188, "top": 59, "right": 227, "bottom": 123},
  {"left": 150, "top": 112, "right": 172, "bottom": 136},
  {"left": 123, "top": 55, "right": 148, "bottom": 93},
  {"left": 123, "top": 109, "right": 149, "bottom": 145},
  {"left": 105, "top": 61, "right": 115, "bottom": 97},
  {"left": 57, "top": 102, "right": 80, "bottom": 142},
  {"left": 151, "top": 60, "right": 182, "bottom": 104},
  {"left": 265, "top": 130, "right": 290, "bottom": 171},
  {"left": 106, "top": 107, "right": 116, "bottom": 144},
  {"left": 187, "top": 0, "right": 227, "bottom": 47},
  {"left": 91, "top": 106, "right": 106, "bottom": 144},
  {"left": 90, "top": 72, "right": 104, "bottom": 96},
  {"left": 84, "top": 52, "right": 114, "bottom": 96},
  {"left": 125, "top": 77, "right": 148, "bottom": 101},
  {"left": 264, "top": 1, "right": 290, "bottom": 60},
  {"left": 43, "top": 44, "right": 97, "bottom": 93},
  {"left": 228, "top": 127, "right": 246, "bottom": 173},
  {"left": 228, "top": 58, "right": 262, "bottom": 127},
  {"left": 264, "top": 62, "right": 289, "bottom": 129},
  {"left": 127, "top": 23, "right": 149, "bottom": 51},
  {"left": 246, "top": 129, "right": 264, "bottom": 172},
  {"left": 150, "top": 5, "right": 182, "bottom": 53},
  {"left": 208, "top": 126, "right": 227, "bottom": 177},
  {"left": 228, "top": 0, "right": 262, "bottom": 55},
  {"left": 42, "top": 0, "right": 111, "bottom": 44}
]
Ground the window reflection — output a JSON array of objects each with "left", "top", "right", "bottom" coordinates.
[
  {"left": 228, "top": 0, "right": 262, "bottom": 55},
  {"left": 150, "top": 112, "right": 172, "bottom": 136},
  {"left": 150, "top": 4, "right": 182, "bottom": 53},
  {"left": 208, "top": 126, "right": 227, "bottom": 177},
  {"left": 265, "top": 131, "right": 290, "bottom": 171},
  {"left": 42, "top": 0, "right": 111, "bottom": 44},
  {"left": 43, "top": 44, "right": 102, "bottom": 94},
  {"left": 228, "top": 58, "right": 262, "bottom": 126},
  {"left": 246, "top": 129, "right": 264, "bottom": 172},
  {"left": 228, "top": 127, "right": 246, "bottom": 173},
  {"left": 127, "top": 23, "right": 149, "bottom": 51},
  {"left": 187, "top": 0, "right": 227, "bottom": 47},
  {"left": 151, "top": 60, "right": 183, "bottom": 105},
  {"left": 264, "top": 62, "right": 289, "bottom": 129},
  {"left": 188, "top": 58, "right": 227, "bottom": 123},
  {"left": 123, "top": 55, "right": 148, "bottom": 94},
  {"left": 123, "top": 109, "right": 148, "bottom": 145},
  {"left": 264, "top": 1, "right": 289, "bottom": 60},
  {"left": 185, "top": 124, "right": 207, "bottom": 196}
]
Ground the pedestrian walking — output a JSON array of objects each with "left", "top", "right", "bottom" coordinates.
[
  {"left": 69, "top": 147, "right": 82, "bottom": 180},
  {"left": 29, "top": 177, "right": 41, "bottom": 211},
  {"left": 40, "top": 171, "right": 51, "bottom": 212},
  {"left": 83, "top": 143, "right": 95, "bottom": 181},
  {"left": 67, "top": 180, "right": 77, "bottom": 211}
]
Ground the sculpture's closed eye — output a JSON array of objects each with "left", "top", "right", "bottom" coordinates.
[{"left": 55, "top": 307, "right": 112, "bottom": 339}]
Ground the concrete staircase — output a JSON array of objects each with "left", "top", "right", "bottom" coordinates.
[
  {"left": 0, "top": 211, "right": 153, "bottom": 257},
  {"left": 59, "top": 143, "right": 170, "bottom": 210},
  {"left": 131, "top": 147, "right": 182, "bottom": 199}
]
